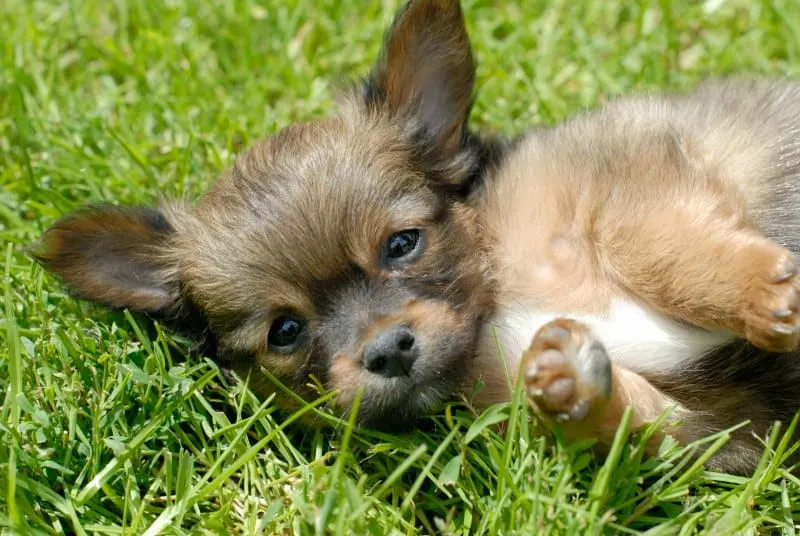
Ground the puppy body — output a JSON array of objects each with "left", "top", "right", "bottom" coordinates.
[
  {"left": 479, "top": 79, "right": 800, "bottom": 377},
  {"left": 471, "top": 81, "right": 800, "bottom": 472},
  {"left": 34, "top": 0, "right": 800, "bottom": 474}
]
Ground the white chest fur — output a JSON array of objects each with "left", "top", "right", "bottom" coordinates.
[{"left": 482, "top": 299, "right": 735, "bottom": 375}]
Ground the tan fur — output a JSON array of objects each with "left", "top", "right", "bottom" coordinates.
[
  {"left": 481, "top": 103, "right": 800, "bottom": 349},
  {"left": 473, "top": 80, "right": 800, "bottom": 471},
  {"left": 538, "top": 365, "right": 683, "bottom": 452},
  {"left": 598, "top": 367, "right": 684, "bottom": 446}
]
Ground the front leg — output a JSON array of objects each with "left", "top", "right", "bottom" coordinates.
[{"left": 608, "top": 213, "right": 800, "bottom": 352}]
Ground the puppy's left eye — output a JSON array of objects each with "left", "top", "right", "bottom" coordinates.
[{"left": 386, "top": 230, "right": 421, "bottom": 260}]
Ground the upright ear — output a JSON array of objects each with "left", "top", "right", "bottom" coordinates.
[
  {"left": 33, "top": 205, "right": 180, "bottom": 314},
  {"left": 364, "top": 0, "right": 475, "bottom": 158}
]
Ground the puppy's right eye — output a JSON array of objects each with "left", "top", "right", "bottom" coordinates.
[
  {"left": 267, "top": 314, "right": 307, "bottom": 353},
  {"left": 385, "top": 229, "right": 422, "bottom": 262}
]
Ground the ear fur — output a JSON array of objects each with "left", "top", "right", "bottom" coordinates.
[
  {"left": 33, "top": 205, "right": 179, "bottom": 314},
  {"left": 364, "top": 0, "right": 476, "bottom": 159}
]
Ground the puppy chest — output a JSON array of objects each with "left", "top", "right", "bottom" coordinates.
[{"left": 484, "top": 299, "right": 734, "bottom": 375}]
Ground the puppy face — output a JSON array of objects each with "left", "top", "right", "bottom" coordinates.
[
  {"left": 34, "top": 0, "right": 502, "bottom": 429},
  {"left": 177, "top": 114, "right": 494, "bottom": 427}
]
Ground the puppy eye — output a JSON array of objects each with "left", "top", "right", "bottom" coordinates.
[
  {"left": 267, "top": 314, "right": 307, "bottom": 353},
  {"left": 386, "top": 229, "right": 421, "bottom": 260}
]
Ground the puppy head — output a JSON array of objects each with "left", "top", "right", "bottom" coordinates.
[{"left": 34, "top": 0, "right": 499, "bottom": 429}]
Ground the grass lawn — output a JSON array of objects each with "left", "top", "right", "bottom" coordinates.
[{"left": 3, "top": 0, "right": 800, "bottom": 533}]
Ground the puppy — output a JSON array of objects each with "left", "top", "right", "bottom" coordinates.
[{"left": 34, "top": 0, "right": 800, "bottom": 474}]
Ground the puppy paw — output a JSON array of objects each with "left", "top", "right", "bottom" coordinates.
[
  {"left": 520, "top": 319, "right": 611, "bottom": 423},
  {"left": 741, "top": 246, "right": 800, "bottom": 352}
]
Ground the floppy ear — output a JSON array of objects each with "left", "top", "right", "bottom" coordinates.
[
  {"left": 33, "top": 205, "right": 180, "bottom": 314},
  {"left": 364, "top": 0, "right": 475, "bottom": 158}
]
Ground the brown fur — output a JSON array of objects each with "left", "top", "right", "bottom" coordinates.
[
  {"left": 32, "top": 0, "right": 800, "bottom": 474},
  {"left": 34, "top": 0, "right": 502, "bottom": 432}
]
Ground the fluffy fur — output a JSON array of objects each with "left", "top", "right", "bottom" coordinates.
[
  {"left": 472, "top": 79, "right": 800, "bottom": 473},
  {"left": 34, "top": 0, "right": 800, "bottom": 474}
]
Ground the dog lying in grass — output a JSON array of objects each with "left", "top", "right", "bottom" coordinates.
[{"left": 34, "top": 0, "right": 800, "bottom": 474}]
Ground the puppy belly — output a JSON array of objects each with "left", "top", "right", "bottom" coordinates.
[{"left": 480, "top": 298, "right": 735, "bottom": 376}]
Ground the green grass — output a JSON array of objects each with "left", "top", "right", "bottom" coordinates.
[{"left": 3, "top": 0, "right": 800, "bottom": 533}]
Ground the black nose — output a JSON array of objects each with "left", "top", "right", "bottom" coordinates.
[{"left": 363, "top": 325, "right": 419, "bottom": 378}]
